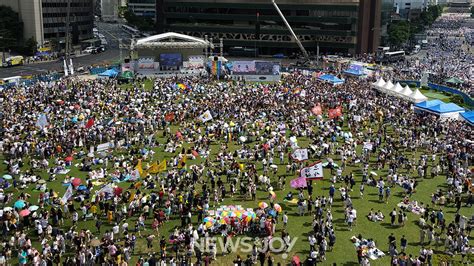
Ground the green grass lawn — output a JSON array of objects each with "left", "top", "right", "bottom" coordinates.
[
  {"left": 420, "top": 89, "right": 451, "bottom": 101},
  {"left": 1, "top": 87, "right": 472, "bottom": 265}
]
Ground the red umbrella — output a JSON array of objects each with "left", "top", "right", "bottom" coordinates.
[
  {"left": 65, "top": 156, "right": 73, "bottom": 162},
  {"left": 114, "top": 187, "right": 123, "bottom": 196},
  {"left": 72, "top": 178, "right": 82, "bottom": 187},
  {"left": 19, "top": 209, "right": 31, "bottom": 217},
  {"left": 292, "top": 256, "right": 301, "bottom": 266},
  {"left": 165, "top": 112, "right": 175, "bottom": 122}
]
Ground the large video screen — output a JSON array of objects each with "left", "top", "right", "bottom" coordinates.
[
  {"left": 255, "top": 61, "right": 278, "bottom": 75},
  {"left": 272, "top": 64, "right": 281, "bottom": 75},
  {"left": 159, "top": 53, "right": 182, "bottom": 67},
  {"left": 232, "top": 61, "right": 256, "bottom": 75}
]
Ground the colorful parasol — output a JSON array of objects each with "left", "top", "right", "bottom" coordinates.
[
  {"left": 19, "top": 209, "right": 31, "bottom": 217},
  {"left": 14, "top": 200, "right": 26, "bottom": 209},
  {"left": 72, "top": 178, "right": 82, "bottom": 187},
  {"left": 274, "top": 203, "right": 282, "bottom": 213}
]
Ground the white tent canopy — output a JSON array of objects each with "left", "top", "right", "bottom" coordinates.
[
  {"left": 390, "top": 82, "right": 404, "bottom": 95},
  {"left": 374, "top": 79, "right": 428, "bottom": 103},
  {"left": 372, "top": 78, "right": 386, "bottom": 90},
  {"left": 401, "top": 85, "right": 413, "bottom": 97},
  {"left": 408, "top": 89, "right": 428, "bottom": 103},
  {"left": 382, "top": 80, "right": 394, "bottom": 92}
]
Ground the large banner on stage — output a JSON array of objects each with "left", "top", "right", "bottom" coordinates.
[
  {"left": 232, "top": 61, "right": 256, "bottom": 75},
  {"left": 185, "top": 55, "right": 205, "bottom": 69},
  {"left": 255, "top": 61, "right": 279, "bottom": 75},
  {"left": 137, "top": 58, "right": 155, "bottom": 70}
]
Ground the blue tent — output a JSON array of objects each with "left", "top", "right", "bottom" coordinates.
[
  {"left": 343, "top": 69, "right": 364, "bottom": 76},
  {"left": 98, "top": 69, "right": 119, "bottom": 78},
  {"left": 425, "top": 103, "right": 464, "bottom": 114},
  {"left": 415, "top": 100, "right": 465, "bottom": 118},
  {"left": 460, "top": 111, "right": 474, "bottom": 126},
  {"left": 414, "top": 100, "right": 444, "bottom": 109},
  {"left": 318, "top": 74, "right": 344, "bottom": 85}
]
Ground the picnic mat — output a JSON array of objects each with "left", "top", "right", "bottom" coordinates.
[
  {"left": 397, "top": 201, "right": 425, "bottom": 215},
  {"left": 350, "top": 236, "right": 385, "bottom": 260}
]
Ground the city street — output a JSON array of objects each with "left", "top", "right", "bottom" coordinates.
[
  {"left": 0, "top": 22, "right": 130, "bottom": 79},
  {"left": 95, "top": 21, "right": 132, "bottom": 50},
  {"left": 0, "top": 49, "right": 120, "bottom": 78}
]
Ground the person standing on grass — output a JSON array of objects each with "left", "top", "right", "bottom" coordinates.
[
  {"left": 356, "top": 246, "right": 363, "bottom": 264},
  {"left": 390, "top": 208, "right": 397, "bottom": 226},
  {"left": 347, "top": 211, "right": 355, "bottom": 231},
  {"left": 385, "top": 186, "right": 391, "bottom": 203},
  {"left": 378, "top": 185, "right": 384, "bottom": 202},
  {"left": 146, "top": 234, "right": 155, "bottom": 251},
  {"left": 308, "top": 234, "right": 316, "bottom": 252},
  {"left": 420, "top": 227, "right": 426, "bottom": 245},
  {"left": 397, "top": 211, "right": 404, "bottom": 227},
  {"left": 400, "top": 235, "right": 407, "bottom": 253},
  {"left": 95, "top": 219, "right": 102, "bottom": 233}
]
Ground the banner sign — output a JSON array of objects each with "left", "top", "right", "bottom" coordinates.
[
  {"left": 137, "top": 58, "right": 155, "bottom": 70},
  {"left": 198, "top": 110, "right": 213, "bottom": 123},
  {"left": 363, "top": 142, "right": 373, "bottom": 150},
  {"left": 61, "top": 185, "right": 73, "bottom": 203},
  {"left": 97, "top": 142, "right": 114, "bottom": 152},
  {"left": 300, "top": 161, "right": 323, "bottom": 180},
  {"left": 291, "top": 148, "right": 309, "bottom": 161}
]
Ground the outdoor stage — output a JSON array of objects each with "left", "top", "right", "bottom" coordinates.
[{"left": 125, "top": 32, "right": 212, "bottom": 76}]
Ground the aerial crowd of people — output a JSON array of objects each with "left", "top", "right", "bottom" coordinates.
[{"left": 0, "top": 11, "right": 472, "bottom": 266}]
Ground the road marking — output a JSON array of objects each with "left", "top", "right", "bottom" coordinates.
[{"left": 101, "top": 27, "right": 119, "bottom": 41}]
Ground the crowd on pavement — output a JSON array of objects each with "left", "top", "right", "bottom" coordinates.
[{"left": 392, "top": 13, "right": 473, "bottom": 96}]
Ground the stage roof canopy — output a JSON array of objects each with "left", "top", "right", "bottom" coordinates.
[{"left": 132, "top": 32, "right": 213, "bottom": 50}]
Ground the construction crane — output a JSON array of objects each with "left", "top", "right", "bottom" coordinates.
[
  {"left": 271, "top": 0, "right": 310, "bottom": 62},
  {"left": 64, "top": 0, "right": 74, "bottom": 76}
]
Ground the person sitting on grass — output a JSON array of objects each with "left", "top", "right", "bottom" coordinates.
[
  {"left": 375, "top": 210, "right": 385, "bottom": 221},
  {"left": 367, "top": 208, "right": 376, "bottom": 221}
]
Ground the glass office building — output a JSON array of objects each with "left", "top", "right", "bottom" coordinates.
[{"left": 155, "top": 0, "right": 390, "bottom": 55}]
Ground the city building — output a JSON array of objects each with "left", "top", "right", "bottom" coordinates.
[
  {"left": 393, "top": 0, "right": 449, "bottom": 19},
  {"left": 99, "top": 0, "right": 126, "bottom": 21},
  {"left": 446, "top": 0, "right": 472, "bottom": 12},
  {"left": 155, "top": 0, "right": 393, "bottom": 55},
  {"left": 0, "top": 0, "right": 94, "bottom": 47},
  {"left": 128, "top": 0, "right": 156, "bottom": 19}
]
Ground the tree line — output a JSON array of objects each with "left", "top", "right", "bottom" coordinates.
[{"left": 388, "top": 5, "right": 443, "bottom": 48}]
